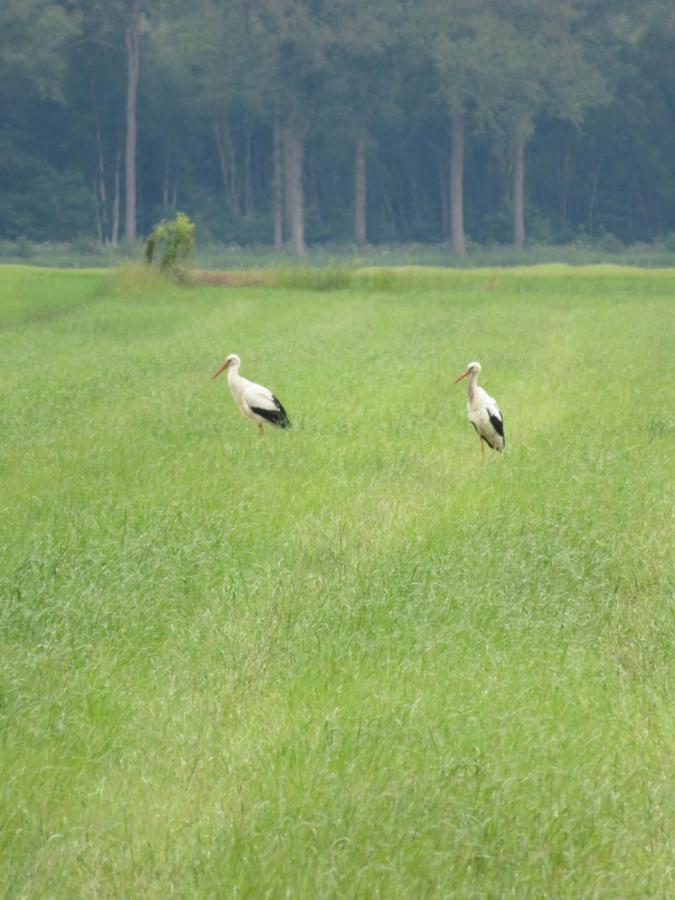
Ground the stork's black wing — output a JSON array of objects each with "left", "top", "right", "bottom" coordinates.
[
  {"left": 250, "top": 394, "right": 291, "bottom": 428},
  {"left": 489, "top": 410, "right": 504, "bottom": 439}
]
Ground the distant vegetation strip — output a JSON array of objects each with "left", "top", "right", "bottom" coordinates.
[{"left": 3, "top": 239, "right": 675, "bottom": 273}]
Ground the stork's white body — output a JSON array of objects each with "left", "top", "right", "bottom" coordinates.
[
  {"left": 467, "top": 383, "right": 504, "bottom": 452},
  {"left": 227, "top": 365, "right": 277, "bottom": 425},
  {"left": 455, "top": 361, "right": 505, "bottom": 458},
  {"left": 213, "top": 354, "right": 290, "bottom": 434}
]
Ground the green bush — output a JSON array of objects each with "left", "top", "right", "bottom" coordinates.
[{"left": 145, "top": 213, "right": 196, "bottom": 275}]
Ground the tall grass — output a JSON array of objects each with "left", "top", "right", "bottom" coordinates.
[{"left": 0, "top": 264, "right": 673, "bottom": 896}]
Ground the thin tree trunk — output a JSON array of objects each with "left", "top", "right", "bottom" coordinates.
[
  {"left": 382, "top": 185, "right": 395, "bottom": 235},
  {"left": 282, "top": 126, "right": 293, "bottom": 242},
  {"left": 213, "top": 115, "right": 227, "bottom": 205},
  {"left": 111, "top": 150, "right": 121, "bottom": 247},
  {"left": 450, "top": 110, "right": 466, "bottom": 255},
  {"left": 353, "top": 137, "right": 367, "bottom": 245},
  {"left": 307, "top": 148, "right": 320, "bottom": 219},
  {"left": 93, "top": 177, "right": 103, "bottom": 244},
  {"left": 124, "top": 0, "right": 141, "bottom": 243},
  {"left": 512, "top": 131, "right": 526, "bottom": 248},
  {"left": 213, "top": 113, "right": 240, "bottom": 216},
  {"left": 283, "top": 122, "right": 305, "bottom": 257},
  {"left": 410, "top": 170, "right": 421, "bottom": 227},
  {"left": 273, "top": 118, "right": 283, "bottom": 250},
  {"left": 559, "top": 142, "right": 571, "bottom": 224},
  {"left": 587, "top": 161, "right": 601, "bottom": 235},
  {"left": 438, "top": 155, "right": 449, "bottom": 237},
  {"left": 224, "top": 122, "right": 239, "bottom": 215},
  {"left": 244, "top": 129, "right": 254, "bottom": 215},
  {"left": 289, "top": 126, "right": 306, "bottom": 256},
  {"left": 163, "top": 136, "right": 170, "bottom": 214},
  {"left": 90, "top": 78, "right": 108, "bottom": 243}
]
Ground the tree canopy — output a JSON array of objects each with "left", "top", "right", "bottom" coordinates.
[{"left": 0, "top": 0, "right": 673, "bottom": 249}]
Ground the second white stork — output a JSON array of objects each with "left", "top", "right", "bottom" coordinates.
[
  {"left": 454, "top": 361, "right": 504, "bottom": 459},
  {"left": 212, "top": 353, "right": 291, "bottom": 435}
]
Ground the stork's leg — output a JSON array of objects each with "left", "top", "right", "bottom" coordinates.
[
  {"left": 258, "top": 422, "right": 265, "bottom": 438},
  {"left": 480, "top": 437, "right": 486, "bottom": 462}
]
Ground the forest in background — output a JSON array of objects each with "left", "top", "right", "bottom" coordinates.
[{"left": 1, "top": 0, "right": 674, "bottom": 255}]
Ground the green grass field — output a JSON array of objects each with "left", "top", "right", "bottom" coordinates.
[{"left": 1, "top": 264, "right": 673, "bottom": 897}]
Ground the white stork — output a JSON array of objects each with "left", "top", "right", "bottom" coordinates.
[
  {"left": 454, "top": 361, "right": 505, "bottom": 459},
  {"left": 212, "top": 353, "right": 291, "bottom": 436}
]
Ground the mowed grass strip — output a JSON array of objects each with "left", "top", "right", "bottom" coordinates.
[{"left": 0, "top": 265, "right": 673, "bottom": 897}]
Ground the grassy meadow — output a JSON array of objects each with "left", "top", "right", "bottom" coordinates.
[{"left": 1, "top": 263, "right": 673, "bottom": 896}]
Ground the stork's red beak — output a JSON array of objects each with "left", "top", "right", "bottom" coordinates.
[
  {"left": 212, "top": 359, "right": 230, "bottom": 380},
  {"left": 454, "top": 369, "right": 470, "bottom": 384}
]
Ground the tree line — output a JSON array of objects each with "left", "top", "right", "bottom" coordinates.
[{"left": 1, "top": 0, "right": 673, "bottom": 255}]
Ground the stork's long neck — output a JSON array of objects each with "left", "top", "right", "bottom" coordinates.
[
  {"left": 227, "top": 363, "right": 243, "bottom": 396},
  {"left": 467, "top": 370, "right": 479, "bottom": 402}
]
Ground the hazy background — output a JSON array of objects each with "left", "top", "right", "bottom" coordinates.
[{"left": 1, "top": 0, "right": 673, "bottom": 254}]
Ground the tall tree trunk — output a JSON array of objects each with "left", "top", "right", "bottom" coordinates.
[
  {"left": 438, "top": 155, "right": 449, "bottom": 237},
  {"left": 410, "top": 170, "right": 421, "bottom": 226},
  {"left": 213, "top": 113, "right": 240, "bottom": 216},
  {"left": 307, "top": 148, "right": 320, "bottom": 218},
  {"left": 283, "top": 122, "right": 305, "bottom": 257},
  {"left": 353, "top": 137, "right": 367, "bottom": 245},
  {"left": 163, "top": 136, "right": 170, "bottom": 214},
  {"left": 512, "top": 131, "right": 526, "bottom": 248},
  {"left": 587, "top": 160, "right": 601, "bottom": 235},
  {"left": 450, "top": 110, "right": 466, "bottom": 255},
  {"left": 124, "top": 0, "right": 141, "bottom": 243},
  {"left": 93, "top": 177, "right": 103, "bottom": 244},
  {"left": 282, "top": 126, "right": 293, "bottom": 243},
  {"left": 244, "top": 129, "right": 254, "bottom": 215},
  {"left": 273, "top": 118, "right": 283, "bottom": 250},
  {"left": 111, "top": 150, "right": 121, "bottom": 247},
  {"left": 90, "top": 78, "right": 108, "bottom": 243},
  {"left": 559, "top": 141, "right": 571, "bottom": 224}
]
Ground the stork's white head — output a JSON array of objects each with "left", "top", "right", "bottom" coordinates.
[
  {"left": 454, "top": 361, "right": 481, "bottom": 384},
  {"left": 212, "top": 353, "right": 241, "bottom": 380}
]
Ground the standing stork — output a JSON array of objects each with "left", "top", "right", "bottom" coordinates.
[
  {"left": 212, "top": 353, "right": 291, "bottom": 436},
  {"left": 454, "top": 361, "right": 504, "bottom": 459}
]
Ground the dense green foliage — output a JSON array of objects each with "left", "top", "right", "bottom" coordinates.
[
  {"left": 144, "top": 212, "right": 196, "bottom": 273},
  {"left": 0, "top": 1, "right": 674, "bottom": 247},
  {"left": 1, "top": 265, "right": 673, "bottom": 895}
]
